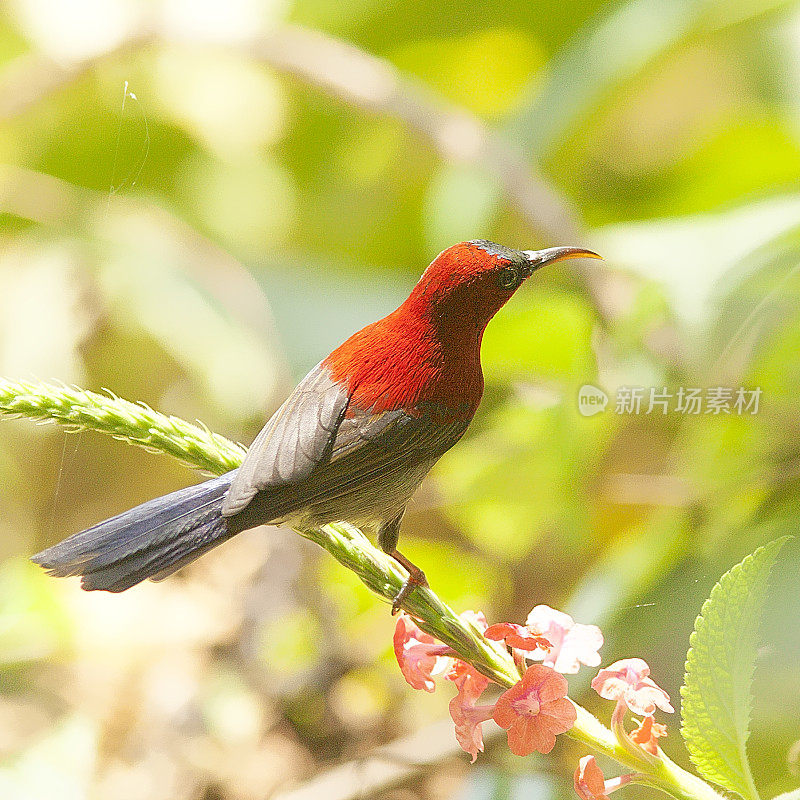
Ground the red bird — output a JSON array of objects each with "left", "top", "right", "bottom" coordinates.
[{"left": 33, "top": 241, "right": 598, "bottom": 610}]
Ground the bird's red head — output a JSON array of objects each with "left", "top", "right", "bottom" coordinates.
[
  {"left": 404, "top": 240, "right": 597, "bottom": 330},
  {"left": 325, "top": 240, "right": 600, "bottom": 415}
]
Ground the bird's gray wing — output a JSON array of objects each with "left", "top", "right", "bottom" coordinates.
[
  {"left": 222, "top": 363, "right": 349, "bottom": 516},
  {"left": 223, "top": 362, "right": 471, "bottom": 525},
  {"left": 225, "top": 400, "right": 471, "bottom": 532}
]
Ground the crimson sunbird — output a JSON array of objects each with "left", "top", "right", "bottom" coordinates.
[{"left": 33, "top": 240, "right": 599, "bottom": 611}]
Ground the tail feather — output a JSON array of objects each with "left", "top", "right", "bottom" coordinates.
[{"left": 32, "top": 471, "right": 237, "bottom": 592}]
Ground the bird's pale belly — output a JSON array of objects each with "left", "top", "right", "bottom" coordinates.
[{"left": 274, "top": 456, "right": 437, "bottom": 535}]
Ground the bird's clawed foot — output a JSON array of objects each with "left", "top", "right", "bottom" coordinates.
[{"left": 389, "top": 550, "right": 428, "bottom": 614}]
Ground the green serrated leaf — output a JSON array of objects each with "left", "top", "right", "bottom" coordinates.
[{"left": 681, "top": 537, "right": 790, "bottom": 799}]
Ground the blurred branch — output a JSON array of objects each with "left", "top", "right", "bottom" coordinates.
[
  {"left": 0, "top": 28, "right": 576, "bottom": 241},
  {"left": 0, "top": 24, "right": 630, "bottom": 328},
  {"left": 0, "top": 379, "right": 723, "bottom": 800},
  {"left": 246, "top": 26, "right": 579, "bottom": 240}
]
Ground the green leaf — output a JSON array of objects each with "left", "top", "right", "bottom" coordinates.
[{"left": 681, "top": 537, "right": 790, "bottom": 799}]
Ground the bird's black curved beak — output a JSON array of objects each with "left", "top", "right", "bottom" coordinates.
[{"left": 522, "top": 246, "right": 602, "bottom": 273}]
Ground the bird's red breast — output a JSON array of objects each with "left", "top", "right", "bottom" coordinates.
[{"left": 323, "top": 310, "right": 482, "bottom": 419}]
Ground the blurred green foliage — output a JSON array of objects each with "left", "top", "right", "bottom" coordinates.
[{"left": 0, "top": 0, "right": 799, "bottom": 798}]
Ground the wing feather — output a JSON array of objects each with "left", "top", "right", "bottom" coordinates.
[
  {"left": 222, "top": 364, "right": 349, "bottom": 516},
  {"left": 223, "top": 364, "right": 471, "bottom": 526}
]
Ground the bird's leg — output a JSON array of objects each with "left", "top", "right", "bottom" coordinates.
[
  {"left": 378, "top": 518, "right": 428, "bottom": 614},
  {"left": 388, "top": 550, "right": 428, "bottom": 613}
]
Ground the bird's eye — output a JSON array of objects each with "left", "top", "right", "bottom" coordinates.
[{"left": 497, "top": 266, "right": 519, "bottom": 290}]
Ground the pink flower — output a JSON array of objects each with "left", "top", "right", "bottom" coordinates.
[
  {"left": 445, "top": 617, "right": 494, "bottom": 763},
  {"left": 574, "top": 756, "right": 635, "bottom": 799},
  {"left": 393, "top": 614, "right": 452, "bottom": 692},
  {"left": 492, "top": 665, "right": 576, "bottom": 755},
  {"left": 393, "top": 611, "right": 488, "bottom": 693},
  {"left": 448, "top": 659, "right": 490, "bottom": 704},
  {"left": 631, "top": 715, "right": 668, "bottom": 755},
  {"left": 591, "top": 658, "right": 674, "bottom": 715},
  {"left": 449, "top": 695, "right": 495, "bottom": 763},
  {"left": 574, "top": 755, "right": 610, "bottom": 800},
  {"left": 485, "top": 622, "right": 552, "bottom": 652},
  {"left": 525, "top": 605, "right": 603, "bottom": 674}
]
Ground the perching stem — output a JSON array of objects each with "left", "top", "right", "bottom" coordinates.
[{"left": 0, "top": 378, "right": 724, "bottom": 800}]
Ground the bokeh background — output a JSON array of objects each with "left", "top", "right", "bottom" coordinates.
[{"left": 1, "top": 0, "right": 799, "bottom": 798}]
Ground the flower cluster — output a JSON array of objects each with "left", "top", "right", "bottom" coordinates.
[
  {"left": 392, "top": 604, "right": 675, "bottom": 797},
  {"left": 393, "top": 605, "right": 602, "bottom": 761},
  {"left": 577, "top": 657, "right": 674, "bottom": 796}
]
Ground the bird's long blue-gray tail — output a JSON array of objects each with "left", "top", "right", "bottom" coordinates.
[{"left": 32, "top": 471, "right": 237, "bottom": 592}]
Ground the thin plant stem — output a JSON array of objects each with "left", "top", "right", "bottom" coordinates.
[{"left": 0, "top": 378, "right": 723, "bottom": 800}]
